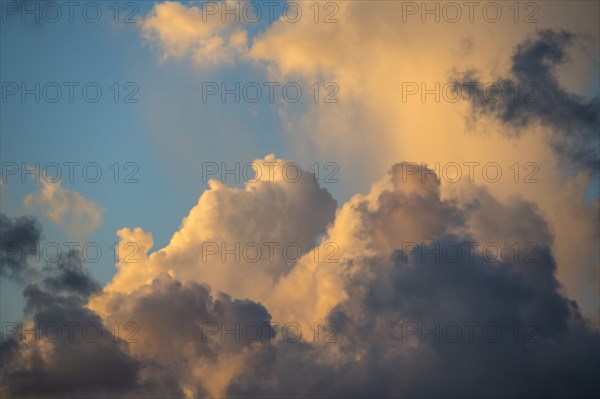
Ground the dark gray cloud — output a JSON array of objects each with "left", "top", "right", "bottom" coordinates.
[
  {"left": 0, "top": 213, "right": 42, "bottom": 281},
  {"left": 453, "top": 29, "right": 599, "bottom": 171},
  {"left": 462, "top": 188, "right": 555, "bottom": 248},
  {"left": 317, "top": 240, "right": 598, "bottom": 398},
  {"left": 0, "top": 215, "right": 140, "bottom": 398},
  {"left": 1, "top": 300, "right": 140, "bottom": 398},
  {"left": 103, "top": 272, "right": 275, "bottom": 397},
  {"left": 38, "top": 250, "right": 101, "bottom": 300}
]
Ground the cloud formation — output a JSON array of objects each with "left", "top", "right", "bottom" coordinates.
[
  {"left": 6, "top": 159, "right": 596, "bottom": 397},
  {"left": 139, "top": 0, "right": 599, "bottom": 319},
  {"left": 2, "top": 1, "right": 598, "bottom": 397},
  {"left": 141, "top": 0, "right": 249, "bottom": 66},
  {"left": 453, "top": 29, "right": 599, "bottom": 171},
  {"left": 0, "top": 213, "right": 41, "bottom": 282},
  {"left": 230, "top": 163, "right": 599, "bottom": 398},
  {"left": 23, "top": 179, "right": 104, "bottom": 239},
  {"left": 1, "top": 214, "right": 138, "bottom": 398},
  {"left": 90, "top": 155, "right": 337, "bottom": 311}
]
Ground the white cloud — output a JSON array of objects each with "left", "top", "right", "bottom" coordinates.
[
  {"left": 141, "top": 1, "right": 249, "bottom": 66},
  {"left": 23, "top": 179, "right": 104, "bottom": 239}
]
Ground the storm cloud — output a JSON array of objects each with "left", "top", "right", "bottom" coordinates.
[{"left": 0, "top": 213, "right": 42, "bottom": 282}]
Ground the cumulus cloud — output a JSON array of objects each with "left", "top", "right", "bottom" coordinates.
[
  {"left": 225, "top": 163, "right": 599, "bottom": 398},
  {"left": 90, "top": 155, "right": 337, "bottom": 310},
  {"left": 141, "top": 0, "right": 249, "bottom": 66},
  {"left": 84, "top": 161, "right": 600, "bottom": 397},
  {"left": 3, "top": 159, "right": 599, "bottom": 397},
  {"left": 23, "top": 179, "right": 104, "bottom": 239}
]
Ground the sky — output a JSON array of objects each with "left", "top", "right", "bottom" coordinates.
[{"left": 0, "top": 1, "right": 599, "bottom": 398}]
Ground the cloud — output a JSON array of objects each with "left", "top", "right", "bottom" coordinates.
[
  {"left": 227, "top": 163, "right": 600, "bottom": 398},
  {"left": 98, "top": 272, "right": 275, "bottom": 398},
  {"left": 23, "top": 180, "right": 104, "bottom": 239},
  {"left": 3, "top": 161, "right": 599, "bottom": 397},
  {"left": 88, "top": 161, "right": 600, "bottom": 397},
  {"left": 453, "top": 29, "right": 600, "bottom": 171},
  {"left": 139, "top": 1, "right": 599, "bottom": 319},
  {"left": 0, "top": 213, "right": 42, "bottom": 282},
  {"left": 0, "top": 218, "right": 138, "bottom": 398},
  {"left": 89, "top": 155, "right": 337, "bottom": 310},
  {"left": 140, "top": 1, "right": 249, "bottom": 66},
  {"left": 0, "top": 214, "right": 278, "bottom": 399},
  {"left": 4, "top": 0, "right": 599, "bottom": 396},
  {"left": 34, "top": 250, "right": 101, "bottom": 300}
]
